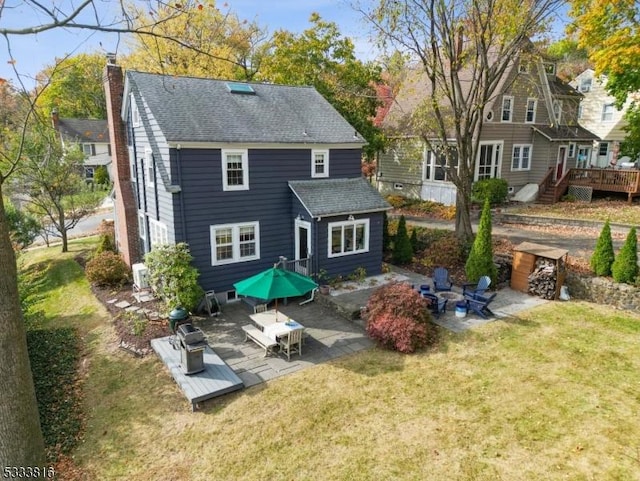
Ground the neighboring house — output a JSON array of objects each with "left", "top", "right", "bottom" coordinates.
[
  {"left": 52, "top": 111, "right": 112, "bottom": 182},
  {"left": 571, "top": 69, "right": 638, "bottom": 168},
  {"left": 103, "top": 62, "right": 390, "bottom": 304},
  {"left": 377, "top": 54, "right": 599, "bottom": 205}
]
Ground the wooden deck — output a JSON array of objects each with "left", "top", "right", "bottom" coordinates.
[
  {"left": 151, "top": 336, "right": 244, "bottom": 410},
  {"left": 567, "top": 168, "right": 640, "bottom": 203}
]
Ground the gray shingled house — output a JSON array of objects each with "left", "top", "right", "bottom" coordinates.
[
  {"left": 378, "top": 53, "right": 599, "bottom": 205},
  {"left": 104, "top": 67, "right": 390, "bottom": 304},
  {"left": 52, "top": 113, "right": 112, "bottom": 182}
]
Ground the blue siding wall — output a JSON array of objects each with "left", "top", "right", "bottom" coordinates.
[
  {"left": 172, "top": 147, "right": 367, "bottom": 294},
  {"left": 316, "top": 212, "right": 384, "bottom": 282}
]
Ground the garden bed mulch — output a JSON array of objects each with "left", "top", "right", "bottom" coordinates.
[{"left": 90, "top": 282, "right": 172, "bottom": 357}]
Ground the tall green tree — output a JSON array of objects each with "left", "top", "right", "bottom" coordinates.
[
  {"left": 4, "top": 198, "right": 41, "bottom": 251},
  {"left": 0, "top": 2, "right": 200, "bottom": 467},
  {"left": 569, "top": 0, "right": 640, "bottom": 160},
  {"left": 611, "top": 227, "right": 638, "bottom": 285},
  {"left": 361, "top": 0, "right": 563, "bottom": 242},
  {"left": 260, "top": 13, "right": 384, "bottom": 159},
  {"left": 35, "top": 53, "right": 107, "bottom": 118},
  {"left": 465, "top": 199, "right": 497, "bottom": 284},
  {"left": 8, "top": 123, "right": 101, "bottom": 253},
  {"left": 590, "top": 219, "right": 615, "bottom": 276}
]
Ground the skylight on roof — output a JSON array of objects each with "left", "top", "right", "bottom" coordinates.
[{"left": 226, "top": 82, "right": 255, "bottom": 95}]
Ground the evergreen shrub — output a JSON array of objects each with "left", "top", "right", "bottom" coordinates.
[
  {"left": 392, "top": 215, "right": 413, "bottom": 264},
  {"left": 472, "top": 178, "right": 509, "bottom": 205},
  {"left": 590, "top": 219, "right": 615, "bottom": 276},
  {"left": 611, "top": 227, "right": 638, "bottom": 284},
  {"left": 465, "top": 198, "right": 497, "bottom": 284}
]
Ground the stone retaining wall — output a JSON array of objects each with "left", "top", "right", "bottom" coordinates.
[{"left": 564, "top": 272, "right": 640, "bottom": 312}]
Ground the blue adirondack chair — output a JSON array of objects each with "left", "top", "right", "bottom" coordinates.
[
  {"left": 433, "top": 267, "right": 453, "bottom": 292},
  {"left": 462, "top": 275, "right": 491, "bottom": 298},
  {"left": 466, "top": 292, "right": 497, "bottom": 319},
  {"left": 422, "top": 292, "right": 448, "bottom": 317}
]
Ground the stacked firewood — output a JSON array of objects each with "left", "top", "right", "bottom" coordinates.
[{"left": 528, "top": 258, "right": 557, "bottom": 299}]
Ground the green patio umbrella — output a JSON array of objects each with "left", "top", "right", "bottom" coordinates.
[{"left": 233, "top": 267, "right": 318, "bottom": 317}]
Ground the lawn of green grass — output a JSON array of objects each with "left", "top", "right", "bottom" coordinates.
[{"left": 23, "top": 240, "right": 640, "bottom": 480}]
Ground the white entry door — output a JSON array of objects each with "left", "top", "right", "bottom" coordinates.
[{"left": 294, "top": 218, "right": 311, "bottom": 276}]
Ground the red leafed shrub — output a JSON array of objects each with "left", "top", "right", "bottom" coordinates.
[{"left": 365, "top": 282, "right": 438, "bottom": 353}]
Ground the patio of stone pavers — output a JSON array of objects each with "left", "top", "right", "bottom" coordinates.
[{"left": 190, "top": 297, "right": 374, "bottom": 388}]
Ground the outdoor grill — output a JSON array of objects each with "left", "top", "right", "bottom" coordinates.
[{"left": 176, "top": 323, "right": 206, "bottom": 375}]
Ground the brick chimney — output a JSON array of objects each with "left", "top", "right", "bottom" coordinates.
[{"left": 103, "top": 57, "right": 140, "bottom": 267}]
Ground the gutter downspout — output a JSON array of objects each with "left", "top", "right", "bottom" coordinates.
[{"left": 176, "top": 144, "right": 187, "bottom": 244}]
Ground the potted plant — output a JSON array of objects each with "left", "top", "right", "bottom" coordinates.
[{"left": 317, "top": 269, "right": 331, "bottom": 295}]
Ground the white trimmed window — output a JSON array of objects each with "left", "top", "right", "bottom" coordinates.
[
  {"left": 138, "top": 213, "right": 146, "bottom": 241},
  {"left": 82, "top": 144, "right": 95, "bottom": 156},
  {"left": 579, "top": 77, "right": 592, "bottom": 92},
  {"left": 211, "top": 222, "right": 260, "bottom": 265},
  {"left": 553, "top": 100, "right": 563, "bottom": 123},
  {"left": 222, "top": 149, "right": 249, "bottom": 191},
  {"left": 511, "top": 145, "right": 532, "bottom": 171},
  {"left": 423, "top": 148, "right": 458, "bottom": 182},
  {"left": 148, "top": 219, "right": 168, "bottom": 248},
  {"left": 328, "top": 219, "right": 369, "bottom": 258},
  {"left": 578, "top": 104, "right": 584, "bottom": 120},
  {"left": 568, "top": 143, "right": 576, "bottom": 158},
  {"left": 501, "top": 96, "right": 514, "bottom": 122},
  {"left": 145, "top": 149, "right": 154, "bottom": 188},
  {"left": 131, "top": 94, "right": 140, "bottom": 127},
  {"left": 525, "top": 98, "right": 537, "bottom": 123},
  {"left": 601, "top": 103, "right": 615, "bottom": 122},
  {"left": 311, "top": 150, "right": 329, "bottom": 178}
]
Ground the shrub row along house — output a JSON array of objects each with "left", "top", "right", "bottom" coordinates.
[
  {"left": 103, "top": 58, "right": 390, "bottom": 305},
  {"left": 376, "top": 49, "right": 601, "bottom": 205}
]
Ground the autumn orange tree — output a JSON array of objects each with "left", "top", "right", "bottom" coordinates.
[
  {"left": 569, "top": 0, "right": 640, "bottom": 158},
  {"left": 123, "top": 0, "right": 268, "bottom": 80},
  {"left": 359, "top": 0, "right": 564, "bottom": 243}
]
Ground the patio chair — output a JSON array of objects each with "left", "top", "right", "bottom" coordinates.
[
  {"left": 255, "top": 303, "right": 268, "bottom": 313},
  {"left": 462, "top": 275, "right": 491, "bottom": 298},
  {"left": 466, "top": 292, "right": 497, "bottom": 319},
  {"left": 280, "top": 328, "right": 303, "bottom": 361},
  {"left": 422, "top": 292, "right": 448, "bottom": 317},
  {"left": 433, "top": 267, "right": 453, "bottom": 292}
]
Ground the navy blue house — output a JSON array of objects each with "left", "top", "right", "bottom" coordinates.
[{"left": 105, "top": 66, "right": 390, "bottom": 304}]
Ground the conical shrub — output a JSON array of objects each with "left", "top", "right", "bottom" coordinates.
[
  {"left": 590, "top": 219, "right": 615, "bottom": 276},
  {"left": 611, "top": 227, "right": 638, "bottom": 284},
  {"left": 465, "top": 198, "right": 497, "bottom": 284},
  {"left": 393, "top": 215, "right": 413, "bottom": 264}
]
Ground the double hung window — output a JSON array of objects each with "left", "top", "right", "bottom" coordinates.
[
  {"left": 211, "top": 222, "right": 260, "bottom": 265},
  {"left": 511, "top": 145, "right": 532, "bottom": 171},
  {"left": 222, "top": 149, "right": 249, "bottom": 191}
]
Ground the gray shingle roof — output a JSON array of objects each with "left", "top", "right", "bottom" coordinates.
[
  {"left": 57, "top": 118, "right": 109, "bottom": 143},
  {"left": 532, "top": 124, "right": 600, "bottom": 142},
  {"left": 289, "top": 178, "right": 391, "bottom": 217},
  {"left": 126, "top": 71, "right": 365, "bottom": 145}
]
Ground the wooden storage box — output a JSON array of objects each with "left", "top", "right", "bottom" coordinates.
[{"left": 510, "top": 242, "right": 568, "bottom": 299}]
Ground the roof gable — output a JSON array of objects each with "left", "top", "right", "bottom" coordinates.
[
  {"left": 125, "top": 71, "right": 365, "bottom": 145},
  {"left": 289, "top": 178, "right": 391, "bottom": 217},
  {"left": 57, "top": 118, "right": 109, "bottom": 143}
]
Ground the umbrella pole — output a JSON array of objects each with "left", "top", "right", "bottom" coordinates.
[{"left": 275, "top": 298, "right": 278, "bottom": 321}]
